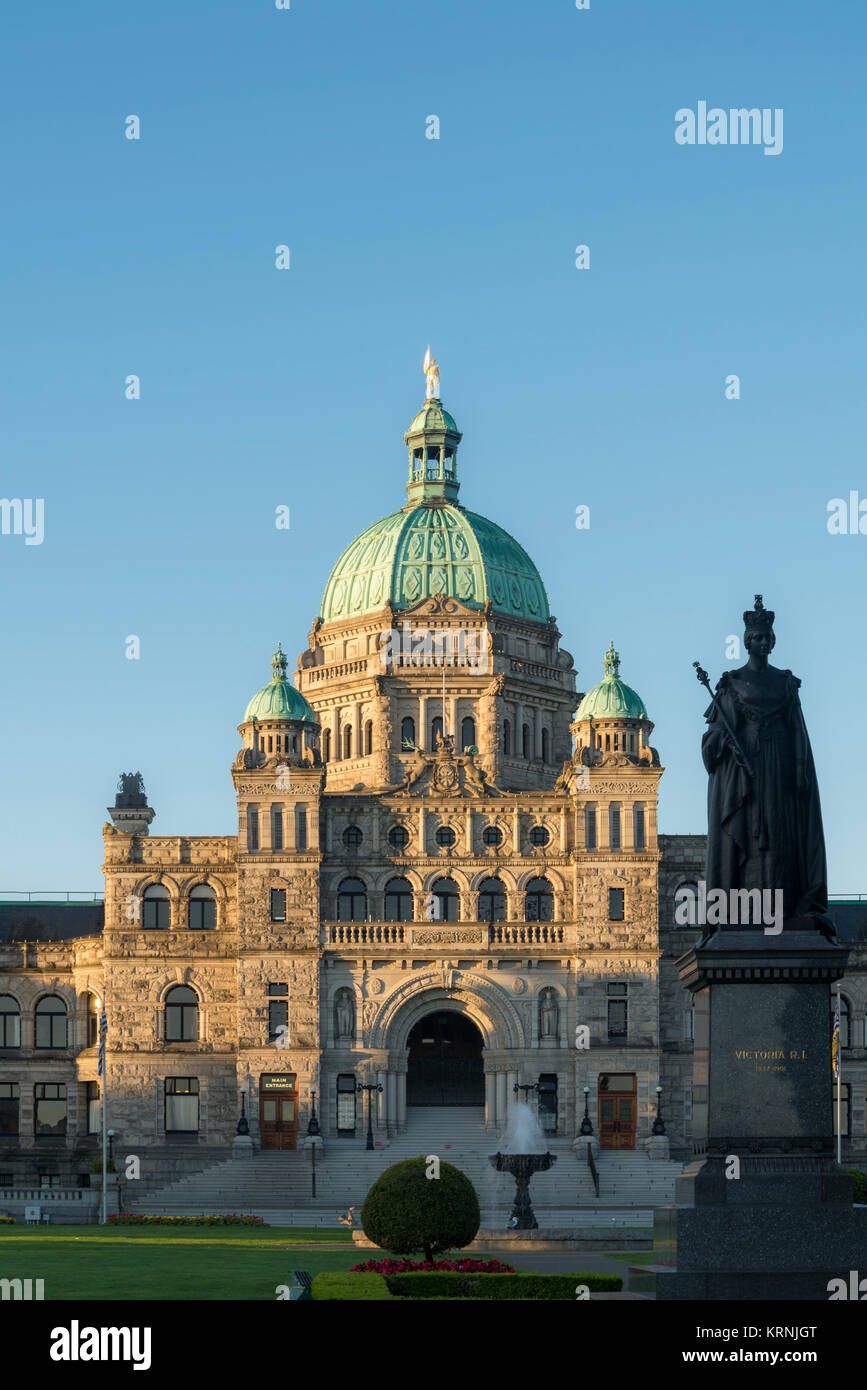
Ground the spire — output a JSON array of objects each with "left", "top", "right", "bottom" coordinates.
[
  {"left": 271, "top": 642, "right": 288, "bottom": 681},
  {"left": 603, "top": 640, "right": 621, "bottom": 679}
]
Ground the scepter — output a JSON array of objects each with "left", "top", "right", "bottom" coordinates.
[{"left": 693, "top": 661, "right": 754, "bottom": 778}]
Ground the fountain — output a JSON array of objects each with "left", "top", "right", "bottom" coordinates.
[{"left": 489, "top": 1101, "right": 557, "bottom": 1230}]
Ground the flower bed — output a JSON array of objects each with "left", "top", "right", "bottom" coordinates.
[
  {"left": 351, "top": 1257, "right": 515, "bottom": 1274},
  {"left": 107, "top": 1213, "right": 265, "bottom": 1226}
]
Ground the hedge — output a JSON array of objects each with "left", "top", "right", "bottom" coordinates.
[
  {"left": 847, "top": 1169, "right": 867, "bottom": 1204},
  {"left": 312, "top": 1273, "right": 394, "bottom": 1301},
  {"left": 385, "top": 1272, "right": 622, "bottom": 1300},
  {"left": 361, "top": 1156, "right": 480, "bottom": 1260}
]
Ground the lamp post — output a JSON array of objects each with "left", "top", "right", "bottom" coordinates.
[
  {"left": 356, "top": 1081, "right": 383, "bottom": 1151},
  {"left": 107, "top": 1129, "right": 115, "bottom": 1163},
  {"left": 307, "top": 1089, "right": 321, "bottom": 1197},
  {"left": 579, "top": 1085, "right": 594, "bottom": 1136},
  {"left": 513, "top": 1082, "right": 538, "bottom": 1104},
  {"left": 236, "top": 1088, "right": 250, "bottom": 1136},
  {"left": 652, "top": 1084, "right": 666, "bottom": 1136}
]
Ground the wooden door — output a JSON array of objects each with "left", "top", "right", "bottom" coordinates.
[
  {"left": 259, "top": 1079, "right": 298, "bottom": 1150},
  {"left": 598, "top": 1075, "right": 637, "bottom": 1149}
]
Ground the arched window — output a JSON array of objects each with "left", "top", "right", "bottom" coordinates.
[
  {"left": 337, "top": 877, "right": 367, "bottom": 922},
  {"left": 364, "top": 720, "right": 373, "bottom": 756},
  {"left": 343, "top": 725, "right": 352, "bottom": 759},
  {"left": 431, "top": 877, "right": 460, "bottom": 923},
  {"left": 35, "top": 995, "right": 68, "bottom": 1049},
  {"left": 165, "top": 985, "right": 199, "bottom": 1042},
  {"left": 323, "top": 728, "right": 332, "bottom": 761},
  {"left": 478, "top": 877, "right": 506, "bottom": 923},
  {"left": 431, "top": 716, "right": 443, "bottom": 749},
  {"left": 461, "top": 717, "right": 476, "bottom": 751},
  {"left": 541, "top": 728, "right": 550, "bottom": 763},
  {"left": 384, "top": 877, "right": 414, "bottom": 922},
  {"left": 142, "top": 883, "right": 170, "bottom": 930},
  {"left": 0, "top": 996, "right": 21, "bottom": 1048},
  {"left": 522, "top": 724, "right": 531, "bottom": 758},
  {"left": 86, "top": 994, "right": 99, "bottom": 1048},
  {"left": 188, "top": 884, "right": 216, "bottom": 930},
  {"left": 503, "top": 719, "right": 511, "bottom": 755},
  {"left": 401, "top": 716, "right": 416, "bottom": 750},
  {"left": 525, "top": 877, "right": 553, "bottom": 923}
]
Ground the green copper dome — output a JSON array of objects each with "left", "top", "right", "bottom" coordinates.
[
  {"left": 407, "top": 400, "right": 459, "bottom": 436},
  {"left": 243, "top": 644, "right": 317, "bottom": 724},
  {"left": 321, "top": 503, "right": 550, "bottom": 623},
  {"left": 575, "top": 642, "right": 648, "bottom": 720}
]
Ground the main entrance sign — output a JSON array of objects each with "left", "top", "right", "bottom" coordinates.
[{"left": 259, "top": 1073, "right": 298, "bottom": 1150}]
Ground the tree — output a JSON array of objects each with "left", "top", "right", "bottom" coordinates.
[{"left": 361, "top": 1156, "right": 480, "bottom": 1262}]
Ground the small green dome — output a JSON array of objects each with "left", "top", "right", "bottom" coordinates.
[
  {"left": 243, "top": 644, "right": 317, "bottom": 724},
  {"left": 321, "top": 503, "right": 550, "bottom": 623},
  {"left": 406, "top": 400, "right": 459, "bottom": 436},
  {"left": 575, "top": 642, "right": 648, "bottom": 721}
]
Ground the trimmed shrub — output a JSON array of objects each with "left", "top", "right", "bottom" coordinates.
[
  {"left": 351, "top": 1257, "right": 515, "bottom": 1274},
  {"left": 91, "top": 1158, "right": 116, "bottom": 1174},
  {"left": 386, "top": 1272, "right": 622, "bottom": 1300},
  {"left": 107, "top": 1213, "right": 265, "bottom": 1226},
  {"left": 847, "top": 1169, "right": 867, "bottom": 1204},
  {"left": 312, "top": 1273, "right": 394, "bottom": 1301},
  {"left": 361, "top": 1156, "right": 480, "bottom": 1262}
]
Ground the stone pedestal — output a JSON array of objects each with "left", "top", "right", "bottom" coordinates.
[
  {"left": 572, "top": 1134, "right": 600, "bottom": 1160},
  {"left": 232, "top": 1134, "right": 255, "bottom": 1160},
  {"left": 658, "top": 928, "right": 866, "bottom": 1301},
  {"left": 644, "top": 1134, "right": 670, "bottom": 1161}
]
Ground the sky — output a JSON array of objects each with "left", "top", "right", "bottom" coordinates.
[{"left": 1, "top": 0, "right": 865, "bottom": 891}]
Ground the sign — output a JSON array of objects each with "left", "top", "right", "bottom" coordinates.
[{"left": 261, "top": 1074, "right": 296, "bottom": 1091}]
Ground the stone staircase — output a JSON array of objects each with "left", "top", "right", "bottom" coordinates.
[{"left": 126, "top": 1107, "right": 681, "bottom": 1227}]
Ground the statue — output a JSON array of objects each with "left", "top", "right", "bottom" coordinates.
[
  {"left": 539, "top": 988, "right": 559, "bottom": 1038},
  {"left": 696, "top": 596, "right": 835, "bottom": 939},
  {"left": 335, "top": 988, "right": 355, "bottom": 1041},
  {"left": 423, "top": 345, "right": 440, "bottom": 399}
]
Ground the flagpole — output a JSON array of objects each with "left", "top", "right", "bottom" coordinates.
[
  {"left": 99, "top": 997, "right": 108, "bottom": 1225},
  {"left": 836, "top": 986, "right": 842, "bottom": 1167}
]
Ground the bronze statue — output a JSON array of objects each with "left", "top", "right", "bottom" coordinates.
[{"left": 696, "top": 596, "right": 835, "bottom": 938}]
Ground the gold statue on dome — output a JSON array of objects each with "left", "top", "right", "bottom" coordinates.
[{"left": 423, "top": 345, "right": 440, "bottom": 399}]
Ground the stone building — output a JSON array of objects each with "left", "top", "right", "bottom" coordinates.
[{"left": 1, "top": 386, "right": 865, "bottom": 1201}]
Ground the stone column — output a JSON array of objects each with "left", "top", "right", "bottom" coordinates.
[
  {"left": 418, "top": 695, "right": 427, "bottom": 750},
  {"left": 507, "top": 1069, "right": 519, "bottom": 1110},
  {"left": 559, "top": 805, "right": 568, "bottom": 852},
  {"left": 386, "top": 1072, "right": 397, "bottom": 1137},
  {"left": 376, "top": 1070, "right": 386, "bottom": 1128},
  {"left": 514, "top": 701, "right": 524, "bottom": 756},
  {"left": 353, "top": 700, "right": 362, "bottom": 761},
  {"left": 485, "top": 1071, "right": 496, "bottom": 1130},
  {"left": 465, "top": 804, "right": 473, "bottom": 854},
  {"left": 623, "top": 803, "right": 635, "bottom": 850},
  {"left": 535, "top": 707, "right": 543, "bottom": 760},
  {"left": 397, "top": 1072, "right": 407, "bottom": 1131},
  {"left": 449, "top": 696, "right": 458, "bottom": 745},
  {"left": 512, "top": 804, "right": 521, "bottom": 856},
  {"left": 495, "top": 1072, "right": 507, "bottom": 1127},
  {"left": 646, "top": 800, "right": 658, "bottom": 850},
  {"left": 418, "top": 805, "right": 426, "bottom": 855},
  {"left": 331, "top": 708, "right": 340, "bottom": 761}
]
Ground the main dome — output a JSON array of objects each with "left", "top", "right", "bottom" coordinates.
[{"left": 321, "top": 503, "right": 550, "bottom": 624}]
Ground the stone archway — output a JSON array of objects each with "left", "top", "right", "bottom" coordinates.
[{"left": 406, "top": 1010, "right": 484, "bottom": 1106}]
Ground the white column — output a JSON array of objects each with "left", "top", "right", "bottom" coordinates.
[
  {"left": 485, "top": 1072, "right": 495, "bottom": 1129},
  {"left": 397, "top": 1073, "right": 407, "bottom": 1129},
  {"left": 387, "top": 1072, "right": 397, "bottom": 1136},
  {"left": 496, "top": 1072, "right": 507, "bottom": 1126},
  {"left": 449, "top": 696, "right": 458, "bottom": 745}
]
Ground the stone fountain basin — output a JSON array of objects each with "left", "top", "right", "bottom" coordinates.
[{"left": 489, "top": 1152, "right": 557, "bottom": 1175}]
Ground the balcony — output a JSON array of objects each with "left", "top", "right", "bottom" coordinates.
[{"left": 326, "top": 920, "right": 571, "bottom": 949}]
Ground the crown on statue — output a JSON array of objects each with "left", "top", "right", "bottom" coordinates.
[{"left": 743, "top": 593, "right": 775, "bottom": 632}]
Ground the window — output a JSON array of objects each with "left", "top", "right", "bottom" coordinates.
[
  {"left": 337, "top": 1075, "right": 357, "bottom": 1134},
  {"left": 165, "top": 1078, "right": 199, "bottom": 1133},
  {"left": 833, "top": 1082, "right": 851, "bottom": 1137},
  {"left": 541, "top": 728, "right": 550, "bottom": 763},
  {"left": 267, "top": 982, "right": 288, "bottom": 995},
  {"left": 478, "top": 877, "right": 506, "bottom": 923},
  {"left": 522, "top": 724, "right": 531, "bottom": 758},
  {"left": 483, "top": 825, "right": 503, "bottom": 847},
  {"left": 165, "top": 986, "right": 199, "bottom": 1043},
  {"left": 35, "top": 996, "right": 67, "bottom": 1049},
  {"left": 384, "top": 877, "right": 413, "bottom": 922},
  {"left": 525, "top": 877, "right": 553, "bottom": 922},
  {"left": 431, "top": 716, "right": 443, "bottom": 749},
  {"left": 608, "top": 888, "right": 625, "bottom": 921},
  {"left": 634, "top": 803, "right": 646, "bottom": 850},
  {"left": 188, "top": 884, "right": 216, "bottom": 930},
  {"left": 0, "top": 997, "right": 21, "bottom": 1048},
  {"left": 0, "top": 1083, "right": 19, "bottom": 1137},
  {"left": 86, "top": 1081, "right": 101, "bottom": 1135},
  {"left": 435, "top": 826, "right": 456, "bottom": 848},
  {"left": 323, "top": 728, "right": 332, "bottom": 761},
  {"left": 34, "top": 1083, "right": 67, "bottom": 1137},
  {"left": 247, "top": 807, "right": 260, "bottom": 852},
  {"left": 86, "top": 994, "right": 99, "bottom": 1048},
  {"left": 585, "top": 804, "right": 597, "bottom": 850},
  {"left": 503, "top": 719, "right": 511, "bottom": 755},
  {"left": 270, "top": 889, "right": 287, "bottom": 922},
  {"left": 538, "top": 1074, "right": 557, "bottom": 1134},
  {"left": 268, "top": 999, "right": 289, "bottom": 1042},
  {"left": 401, "top": 716, "right": 416, "bottom": 750},
  {"left": 608, "top": 985, "right": 628, "bottom": 1038},
  {"left": 343, "top": 825, "right": 363, "bottom": 849},
  {"left": 296, "top": 808, "right": 308, "bottom": 850},
  {"left": 530, "top": 825, "right": 550, "bottom": 847},
  {"left": 461, "top": 717, "right": 476, "bottom": 750},
  {"left": 431, "top": 877, "right": 460, "bottom": 923},
  {"left": 343, "top": 725, "right": 352, "bottom": 759},
  {"left": 833, "top": 995, "right": 851, "bottom": 1051},
  {"left": 337, "top": 877, "right": 367, "bottom": 922},
  {"left": 271, "top": 807, "right": 284, "bottom": 852},
  {"left": 364, "top": 720, "right": 373, "bottom": 756},
  {"left": 388, "top": 824, "right": 410, "bottom": 850},
  {"left": 609, "top": 804, "right": 621, "bottom": 849},
  {"left": 142, "top": 884, "right": 170, "bottom": 930}
]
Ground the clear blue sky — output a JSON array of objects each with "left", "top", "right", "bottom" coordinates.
[{"left": 1, "top": 0, "right": 865, "bottom": 891}]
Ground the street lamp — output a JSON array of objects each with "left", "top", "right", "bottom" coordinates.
[
  {"left": 652, "top": 1085, "right": 666, "bottom": 1136},
  {"left": 579, "top": 1085, "right": 594, "bottom": 1136},
  {"left": 307, "top": 1089, "right": 321, "bottom": 1197},
  {"left": 356, "top": 1081, "right": 383, "bottom": 1151},
  {"left": 107, "top": 1129, "right": 115, "bottom": 1162},
  {"left": 236, "top": 1088, "right": 250, "bottom": 1136}
]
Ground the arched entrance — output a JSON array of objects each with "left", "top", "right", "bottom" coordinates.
[{"left": 407, "top": 1011, "right": 484, "bottom": 1106}]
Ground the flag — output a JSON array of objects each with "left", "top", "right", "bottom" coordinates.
[
  {"left": 832, "top": 996, "right": 840, "bottom": 1079},
  {"left": 97, "top": 1004, "right": 107, "bottom": 1079}
]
